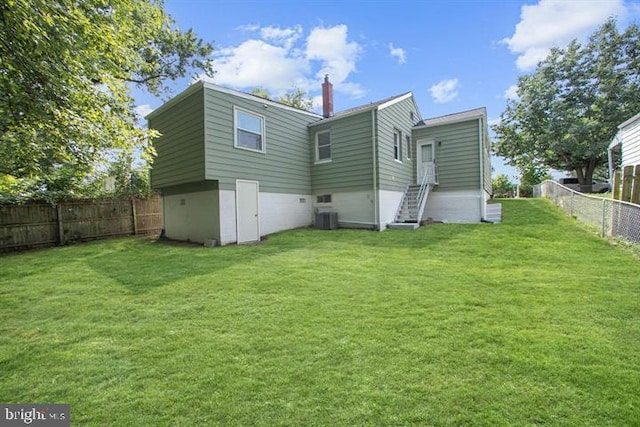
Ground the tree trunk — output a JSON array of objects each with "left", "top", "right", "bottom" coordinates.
[{"left": 578, "top": 160, "right": 595, "bottom": 193}]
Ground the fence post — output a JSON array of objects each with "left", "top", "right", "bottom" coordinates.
[
  {"left": 570, "top": 192, "right": 574, "bottom": 218},
  {"left": 622, "top": 165, "right": 634, "bottom": 202},
  {"left": 631, "top": 165, "right": 640, "bottom": 205},
  {"left": 601, "top": 198, "right": 607, "bottom": 237},
  {"left": 56, "top": 203, "right": 65, "bottom": 245},
  {"left": 131, "top": 198, "right": 138, "bottom": 235},
  {"left": 613, "top": 170, "right": 621, "bottom": 200}
]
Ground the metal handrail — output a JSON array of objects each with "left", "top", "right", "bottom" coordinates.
[
  {"left": 393, "top": 183, "right": 410, "bottom": 223},
  {"left": 416, "top": 164, "right": 437, "bottom": 222}
]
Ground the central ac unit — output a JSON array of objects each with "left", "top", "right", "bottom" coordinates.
[{"left": 316, "top": 212, "right": 338, "bottom": 230}]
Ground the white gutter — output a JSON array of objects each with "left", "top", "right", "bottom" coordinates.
[
  {"left": 608, "top": 133, "right": 621, "bottom": 185},
  {"left": 371, "top": 109, "right": 379, "bottom": 230},
  {"left": 478, "top": 117, "right": 485, "bottom": 221}
]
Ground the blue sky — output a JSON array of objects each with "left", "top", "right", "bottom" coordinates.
[{"left": 133, "top": 0, "right": 640, "bottom": 180}]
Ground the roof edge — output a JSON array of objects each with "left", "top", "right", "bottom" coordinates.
[
  {"left": 309, "top": 92, "right": 414, "bottom": 127},
  {"left": 413, "top": 107, "right": 487, "bottom": 129},
  {"left": 146, "top": 80, "right": 324, "bottom": 121},
  {"left": 618, "top": 112, "right": 640, "bottom": 129},
  {"left": 145, "top": 80, "right": 204, "bottom": 120}
]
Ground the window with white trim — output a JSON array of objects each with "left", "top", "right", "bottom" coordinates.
[
  {"left": 316, "top": 130, "right": 331, "bottom": 162},
  {"left": 393, "top": 129, "right": 401, "bottom": 161},
  {"left": 405, "top": 135, "right": 411, "bottom": 159},
  {"left": 234, "top": 107, "right": 265, "bottom": 152}
]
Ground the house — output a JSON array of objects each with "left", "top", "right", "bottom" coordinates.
[
  {"left": 608, "top": 112, "right": 640, "bottom": 180},
  {"left": 608, "top": 112, "right": 640, "bottom": 202},
  {"left": 147, "top": 77, "right": 492, "bottom": 245}
]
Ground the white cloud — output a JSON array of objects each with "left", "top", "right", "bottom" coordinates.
[
  {"left": 504, "top": 84, "right": 519, "bottom": 100},
  {"left": 208, "top": 24, "right": 364, "bottom": 99},
  {"left": 305, "top": 25, "right": 362, "bottom": 87},
  {"left": 236, "top": 24, "right": 260, "bottom": 33},
  {"left": 134, "top": 104, "right": 154, "bottom": 119},
  {"left": 388, "top": 43, "right": 406, "bottom": 64},
  {"left": 211, "top": 39, "right": 309, "bottom": 95},
  {"left": 260, "top": 25, "right": 302, "bottom": 49},
  {"left": 502, "top": 0, "right": 627, "bottom": 71},
  {"left": 429, "top": 78, "right": 459, "bottom": 104}
]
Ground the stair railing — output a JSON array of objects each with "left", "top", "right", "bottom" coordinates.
[
  {"left": 393, "top": 183, "right": 410, "bottom": 222},
  {"left": 416, "top": 164, "right": 438, "bottom": 222}
]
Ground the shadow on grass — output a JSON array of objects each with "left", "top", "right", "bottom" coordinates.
[
  {"left": 86, "top": 235, "right": 309, "bottom": 294},
  {"left": 82, "top": 199, "right": 570, "bottom": 293}
]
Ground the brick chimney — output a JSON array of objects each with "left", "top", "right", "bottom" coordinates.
[{"left": 322, "top": 74, "right": 333, "bottom": 118}]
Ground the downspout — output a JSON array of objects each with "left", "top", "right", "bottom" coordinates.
[
  {"left": 478, "top": 117, "right": 485, "bottom": 221},
  {"left": 371, "top": 109, "right": 379, "bottom": 230}
]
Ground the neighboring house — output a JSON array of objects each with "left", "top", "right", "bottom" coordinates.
[
  {"left": 608, "top": 112, "right": 640, "bottom": 181},
  {"left": 148, "top": 77, "right": 492, "bottom": 245}
]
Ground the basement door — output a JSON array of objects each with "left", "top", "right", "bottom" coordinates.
[{"left": 236, "top": 180, "right": 260, "bottom": 244}]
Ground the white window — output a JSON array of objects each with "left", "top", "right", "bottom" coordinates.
[
  {"left": 316, "top": 130, "right": 331, "bottom": 162},
  {"left": 405, "top": 135, "right": 411, "bottom": 159},
  {"left": 393, "top": 129, "right": 401, "bottom": 161},
  {"left": 234, "top": 107, "right": 265, "bottom": 153}
]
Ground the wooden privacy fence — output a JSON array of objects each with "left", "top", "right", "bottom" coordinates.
[
  {"left": 0, "top": 197, "right": 162, "bottom": 252},
  {"left": 612, "top": 164, "right": 640, "bottom": 204}
]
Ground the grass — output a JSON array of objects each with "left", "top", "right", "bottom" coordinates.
[{"left": 1, "top": 199, "right": 639, "bottom": 426}]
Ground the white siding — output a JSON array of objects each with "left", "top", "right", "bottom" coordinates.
[
  {"left": 621, "top": 118, "right": 640, "bottom": 167},
  {"left": 219, "top": 190, "right": 237, "bottom": 245},
  {"left": 259, "top": 192, "right": 312, "bottom": 235},
  {"left": 313, "top": 190, "right": 376, "bottom": 228},
  {"left": 378, "top": 189, "right": 404, "bottom": 228},
  {"left": 423, "top": 189, "right": 484, "bottom": 223}
]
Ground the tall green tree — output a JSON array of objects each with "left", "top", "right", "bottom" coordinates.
[
  {"left": 250, "top": 86, "right": 314, "bottom": 111},
  {"left": 0, "top": 0, "right": 213, "bottom": 196},
  {"left": 491, "top": 174, "right": 515, "bottom": 198},
  {"left": 493, "top": 18, "right": 640, "bottom": 192}
]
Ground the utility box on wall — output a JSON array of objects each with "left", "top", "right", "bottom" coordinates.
[{"left": 315, "top": 212, "right": 338, "bottom": 230}]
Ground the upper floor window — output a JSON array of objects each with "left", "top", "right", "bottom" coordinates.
[
  {"left": 405, "top": 135, "right": 411, "bottom": 159},
  {"left": 393, "top": 129, "right": 402, "bottom": 161},
  {"left": 234, "top": 107, "right": 265, "bottom": 153},
  {"left": 316, "top": 130, "right": 332, "bottom": 163}
]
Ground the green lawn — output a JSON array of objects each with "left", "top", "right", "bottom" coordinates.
[{"left": 1, "top": 199, "right": 639, "bottom": 426}]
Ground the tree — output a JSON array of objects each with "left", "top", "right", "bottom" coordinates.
[
  {"left": 250, "top": 86, "right": 314, "bottom": 111},
  {"left": 518, "top": 165, "right": 551, "bottom": 198},
  {"left": 0, "top": 0, "right": 213, "bottom": 198},
  {"left": 493, "top": 18, "right": 640, "bottom": 192},
  {"left": 279, "top": 87, "right": 314, "bottom": 111},
  {"left": 250, "top": 87, "right": 271, "bottom": 100},
  {"left": 491, "top": 174, "right": 515, "bottom": 198}
]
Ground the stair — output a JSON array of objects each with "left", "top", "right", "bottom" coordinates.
[
  {"left": 395, "top": 184, "right": 422, "bottom": 223},
  {"left": 387, "top": 185, "right": 427, "bottom": 230},
  {"left": 387, "top": 165, "right": 437, "bottom": 231}
]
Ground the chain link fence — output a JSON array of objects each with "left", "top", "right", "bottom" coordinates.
[{"left": 534, "top": 180, "right": 640, "bottom": 244}]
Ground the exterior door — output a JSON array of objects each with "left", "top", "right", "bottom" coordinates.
[
  {"left": 236, "top": 180, "right": 259, "bottom": 243},
  {"left": 417, "top": 140, "right": 435, "bottom": 182}
]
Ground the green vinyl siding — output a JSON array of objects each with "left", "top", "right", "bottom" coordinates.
[
  {"left": 203, "top": 86, "right": 318, "bottom": 193},
  {"left": 376, "top": 97, "right": 417, "bottom": 191},
  {"left": 481, "top": 120, "right": 492, "bottom": 194},
  {"left": 413, "top": 120, "right": 480, "bottom": 191},
  {"left": 149, "top": 88, "right": 205, "bottom": 189},
  {"left": 310, "top": 111, "right": 373, "bottom": 193}
]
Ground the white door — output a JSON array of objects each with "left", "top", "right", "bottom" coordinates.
[
  {"left": 236, "top": 180, "right": 259, "bottom": 243},
  {"left": 417, "top": 141, "right": 435, "bottom": 181}
]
